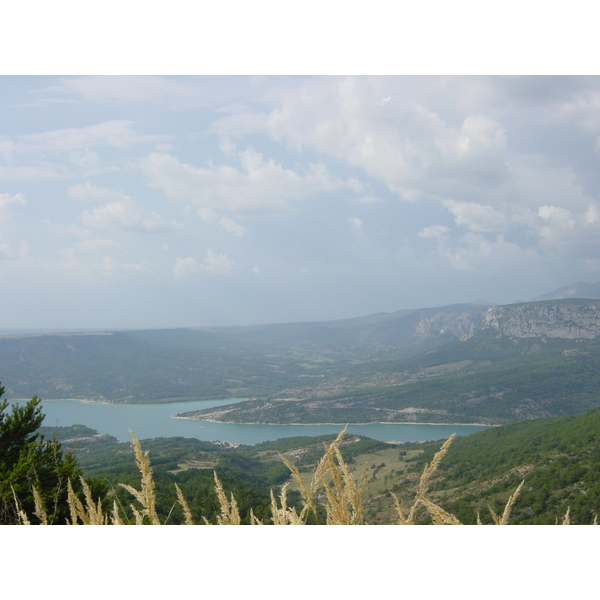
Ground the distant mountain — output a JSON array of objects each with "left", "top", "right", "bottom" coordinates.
[
  {"left": 3, "top": 299, "right": 600, "bottom": 427},
  {"left": 202, "top": 303, "right": 490, "bottom": 358},
  {"left": 531, "top": 280, "right": 600, "bottom": 301},
  {"left": 0, "top": 303, "right": 490, "bottom": 402},
  {"left": 480, "top": 298, "right": 600, "bottom": 339},
  {"left": 184, "top": 299, "right": 600, "bottom": 426}
]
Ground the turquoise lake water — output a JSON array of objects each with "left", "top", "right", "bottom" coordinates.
[{"left": 8, "top": 398, "right": 487, "bottom": 445}]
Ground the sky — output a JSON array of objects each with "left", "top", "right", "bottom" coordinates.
[{"left": 1, "top": 75, "right": 600, "bottom": 330}]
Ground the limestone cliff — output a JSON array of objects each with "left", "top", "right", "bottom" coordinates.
[
  {"left": 480, "top": 300, "right": 600, "bottom": 340},
  {"left": 413, "top": 309, "right": 484, "bottom": 341}
]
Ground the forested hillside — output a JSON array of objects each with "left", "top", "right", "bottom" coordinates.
[
  {"left": 38, "top": 405, "right": 600, "bottom": 524},
  {"left": 2, "top": 299, "right": 599, "bottom": 427}
]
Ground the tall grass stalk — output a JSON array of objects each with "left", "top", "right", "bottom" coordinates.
[
  {"left": 13, "top": 428, "right": 575, "bottom": 525},
  {"left": 117, "top": 431, "right": 160, "bottom": 525}
]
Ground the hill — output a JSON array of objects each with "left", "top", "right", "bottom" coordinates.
[
  {"left": 41, "top": 404, "right": 600, "bottom": 524},
  {"left": 0, "top": 303, "right": 490, "bottom": 402},
  {"left": 531, "top": 280, "right": 600, "bottom": 301},
  {"left": 2, "top": 298, "right": 600, "bottom": 428},
  {"left": 401, "top": 406, "right": 600, "bottom": 524},
  {"left": 181, "top": 299, "right": 600, "bottom": 425}
]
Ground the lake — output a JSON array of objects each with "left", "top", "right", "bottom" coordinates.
[{"left": 8, "top": 397, "right": 487, "bottom": 445}]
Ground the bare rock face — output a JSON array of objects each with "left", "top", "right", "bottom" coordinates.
[
  {"left": 412, "top": 308, "right": 486, "bottom": 341},
  {"left": 481, "top": 301, "right": 600, "bottom": 340}
]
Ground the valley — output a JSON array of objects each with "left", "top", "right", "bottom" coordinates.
[{"left": 2, "top": 297, "right": 600, "bottom": 427}]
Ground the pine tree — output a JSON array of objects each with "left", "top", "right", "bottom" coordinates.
[{"left": 0, "top": 384, "right": 82, "bottom": 524}]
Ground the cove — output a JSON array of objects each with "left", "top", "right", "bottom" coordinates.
[{"left": 8, "top": 398, "right": 487, "bottom": 445}]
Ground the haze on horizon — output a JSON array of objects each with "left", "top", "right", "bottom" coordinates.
[{"left": 1, "top": 75, "right": 600, "bottom": 331}]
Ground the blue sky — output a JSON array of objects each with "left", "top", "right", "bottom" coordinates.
[{"left": 1, "top": 75, "right": 600, "bottom": 329}]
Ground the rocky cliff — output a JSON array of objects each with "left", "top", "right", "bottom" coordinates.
[
  {"left": 412, "top": 309, "right": 485, "bottom": 341},
  {"left": 481, "top": 299, "right": 600, "bottom": 340}
]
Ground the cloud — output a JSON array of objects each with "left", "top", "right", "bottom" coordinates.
[
  {"left": 437, "top": 232, "right": 540, "bottom": 272},
  {"left": 535, "top": 201, "right": 600, "bottom": 255},
  {"left": 71, "top": 238, "right": 122, "bottom": 253},
  {"left": 197, "top": 208, "right": 218, "bottom": 221},
  {"left": 0, "top": 164, "right": 67, "bottom": 180},
  {"left": 418, "top": 225, "right": 450, "bottom": 239},
  {"left": 173, "top": 250, "right": 234, "bottom": 277},
  {"left": 81, "top": 201, "right": 176, "bottom": 232},
  {"left": 68, "top": 181, "right": 126, "bottom": 203},
  {"left": 218, "top": 137, "right": 236, "bottom": 156},
  {"left": 57, "top": 248, "right": 154, "bottom": 278},
  {"left": 202, "top": 249, "right": 234, "bottom": 274},
  {"left": 219, "top": 217, "right": 246, "bottom": 237},
  {"left": 74, "top": 183, "right": 181, "bottom": 232},
  {"left": 348, "top": 217, "right": 363, "bottom": 234},
  {"left": 0, "top": 121, "right": 163, "bottom": 158},
  {"left": 49, "top": 76, "right": 201, "bottom": 106},
  {"left": 173, "top": 256, "right": 199, "bottom": 278},
  {"left": 141, "top": 148, "right": 355, "bottom": 217},
  {"left": 557, "top": 88, "right": 600, "bottom": 147},
  {"left": 442, "top": 199, "right": 508, "bottom": 232},
  {"left": 0, "top": 192, "right": 26, "bottom": 216},
  {"left": 263, "top": 78, "right": 510, "bottom": 201},
  {"left": 69, "top": 149, "right": 101, "bottom": 168},
  {"left": 0, "top": 240, "right": 29, "bottom": 263},
  {"left": 356, "top": 195, "right": 383, "bottom": 205}
]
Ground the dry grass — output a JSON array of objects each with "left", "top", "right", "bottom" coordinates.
[
  {"left": 117, "top": 431, "right": 160, "bottom": 525},
  {"left": 14, "top": 428, "right": 578, "bottom": 525},
  {"left": 391, "top": 434, "right": 460, "bottom": 525}
]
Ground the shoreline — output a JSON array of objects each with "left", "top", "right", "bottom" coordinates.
[
  {"left": 172, "top": 415, "right": 493, "bottom": 427},
  {"left": 12, "top": 397, "right": 494, "bottom": 427}
]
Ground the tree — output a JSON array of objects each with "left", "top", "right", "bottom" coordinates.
[{"left": 0, "top": 383, "right": 82, "bottom": 524}]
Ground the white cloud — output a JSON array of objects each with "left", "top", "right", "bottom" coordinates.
[
  {"left": 141, "top": 148, "right": 355, "bottom": 217},
  {"left": 68, "top": 181, "right": 126, "bottom": 203},
  {"left": 197, "top": 208, "right": 218, "bottom": 221},
  {"left": 263, "top": 78, "right": 509, "bottom": 201},
  {"left": 356, "top": 195, "right": 383, "bottom": 205},
  {"left": 71, "top": 238, "right": 121, "bottom": 253},
  {"left": 81, "top": 201, "right": 176, "bottom": 232},
  {"left": 348, "top": 217, "right": 363, "bottom": 234},
  {"left": 202, "top": 249, "right": 234, "bottom": 274},
  {"left": 56, "top": 233, "right": 155, "bottom": 278},
  {"left": 96, "top": 257, "right": 154, "bottom": 275},
  {"left": 511, "top": 158, "right": 593, "bottom": 211},
  {"left": 69, "top": 149, "right": 101, "bottom": 168},
  {"left": 0, "top": 240, "right": 29, "bottom": 263},
  {"left": 536, "top": 202, "right": 600, "bottom": 253},
  {"left": 173, "top": 250, "right": 234, "bottom": 277},
  {"left": 74, "top": 184, "right": 180, "bottom": 232},
  {"left": 173, "top": 256, "right": 200, "bottom": 278},
  {"left": 1, "top": 121, "right": 162, "bottom": 158},
  {"left": 442, "top": 199, "right": 508, "bottom": 232},
  {"left": 558, "top": 89, "right": 600, "bottom": 144},
  {"left": 50, "top": 76, "right": 200, "bottom": 105},
  {"left": 0, "top": 192, "right": 26, "bottom": 215},
  {"left": 438, "top": 233, "right": 539, "bottom": 271},
  {"left": 219, "top": 136, "right": 236, "bottom": 156},
  {"left": 219, "top": 217, "right": 246, "bottom": 237},
  {"left": 0, "top": 164, "right": 66, "bottom": 180},
  {"left": 418, "top": 225, "right": 450, "bottom": 239}
]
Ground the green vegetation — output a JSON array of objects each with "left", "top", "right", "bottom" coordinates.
[
  {"left": 3, "top": 298, "right": 600, "bottom": 523},
  {"left": 6, "top": 391, "right": 600, "bottom": 524},
  {"left": 2, "top": 300, "right": 600, "bottom": 427},
  {"left": 31, "top": 405, "right": 600, "bottom": 525},
  {"left": 404, "top": 407, "right": 600, "bottom": 524},
  {"left": 0, "top": 386, "right": 82, "bottom": 524},
  {"left": 0, "top": 304, "right": 490, "bottom": 404},
  {"left": 186, "top": 328, "right": 600, "bottom": 425}
]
